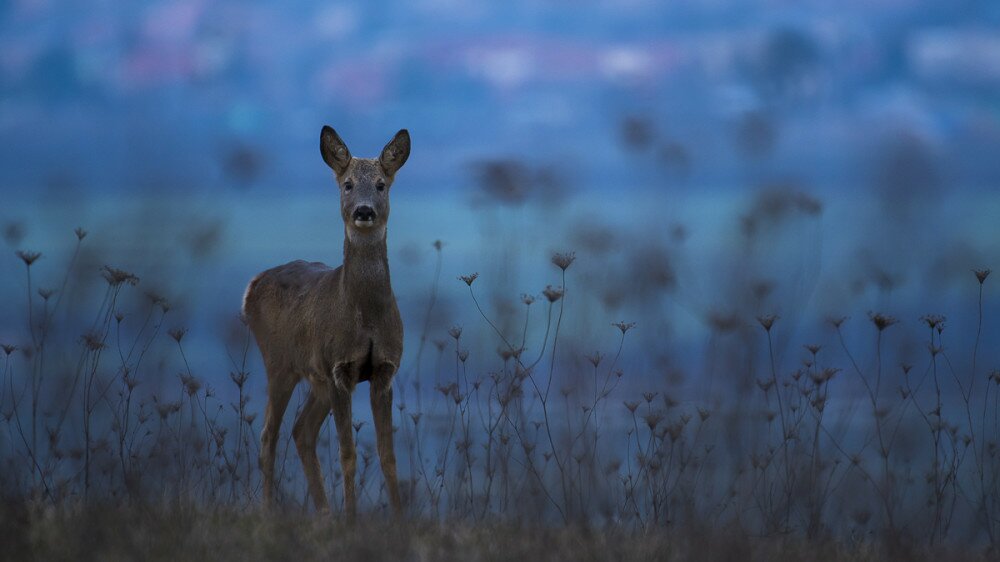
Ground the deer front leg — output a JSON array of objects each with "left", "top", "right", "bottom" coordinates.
[
  {"left": 371, "top": 362, "right": 402, "bottom": 515},
  {"left": 329, "top": 365, "right": 357, "bottom": 520}
]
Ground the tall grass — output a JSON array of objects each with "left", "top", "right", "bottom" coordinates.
[{"left": 0, "top": 230, "right": 997, "bottom": 559}]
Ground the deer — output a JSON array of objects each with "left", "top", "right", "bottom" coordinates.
[{"left": 241, "top": 126, "right": 410, "bottom": 518}]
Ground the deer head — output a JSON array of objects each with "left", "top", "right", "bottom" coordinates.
[{"left": 320, "top": 127, "right": 410, "bottom": 234}]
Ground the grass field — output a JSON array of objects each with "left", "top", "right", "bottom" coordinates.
[{"left": 1, "top": 219, "right": 998, "bottom": 560}]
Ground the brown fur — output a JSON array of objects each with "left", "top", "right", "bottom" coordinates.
[{"left": 242, "top": 127, "right": 410, "bottom": 517}]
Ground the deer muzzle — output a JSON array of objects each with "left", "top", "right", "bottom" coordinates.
[{"left": 352, "top": 206, "right": 377, "bottom": 228}]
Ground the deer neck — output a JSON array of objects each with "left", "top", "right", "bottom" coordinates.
[{"left": 341, "top": 226, "right": 392, "bottom": 300}]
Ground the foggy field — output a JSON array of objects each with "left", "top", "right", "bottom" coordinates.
[
  {"left": 4, "top": 1, "right": 1000, "bottom": 558},
  {"left": 1, "top": 191, "right": 999, "bottom": 560}
]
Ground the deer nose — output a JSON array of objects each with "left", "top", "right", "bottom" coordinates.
[{"left": 352, "top": 206, "right": 376, "bottom": 222}]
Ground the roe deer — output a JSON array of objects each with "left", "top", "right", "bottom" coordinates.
[{"left": 242, "top": 126, "right": 410, "bottom": 517}]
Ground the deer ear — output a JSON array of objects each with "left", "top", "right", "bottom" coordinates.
[
  {"left": 320, "top": 126, "right": 352, "bottom": 176},
  {"left": 379, "top": 129, "right": 410, "bottom": 177}
]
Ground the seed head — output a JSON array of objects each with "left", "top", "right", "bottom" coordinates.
[
  {"left": 168, "top": 328, "right": 187, "bottom": 343},
  {"left": 804, "top": 344, "right": 821, "bottom": 356},
  {"left": 457, "top": 349, "right": 469, "bottom": 363},
  {"left": 1, "top": 344, "right": 16, "bottom": 356},
  {"left": 37, "top": 288, "right": 55, "bottom": 301},
  {"left": 975, "top": 269, "right": 991, "bottom": 285},
  {"left": 868, "top": 312, "right": 898, "bottom": 332},
  {"left": 642, "top": 391, "right": 657, "bottom": 403},
  {"left": 433, "top": 240, "right": 443, "bottom": 251},
  {"left": 458, "top": 272, "right": 479, "bottom": 286},
  {"left": 828, "top": 316, "right": 847, "bottom": 329},
  {"left": 101, "top": 265, "right": 139, "bottom": 287},
  {"left": 16, "top": 250, "right": 41, "bottom": 266},
  {"left": 920, "top": 314, "right": 946, "bottom": 331},
  {"left": 81, "top": 332, "right": 106, "bottom": 351},
  {"left": 551, "top": 252, "right": 576, "bottom": 271},
  {"left": 521, "top": 293, "right": 535, "bottom": 306},
  {"left": 448, "top": 326, "right": 463, "bottom": 340},
  {"left": 585, "top": 351, "right": 603, "bottom": 368},
  {"left": 643, "top": 412, "right": 663, "bottom": 430},
  {"left": 757, "top": 314, "right": 778, "bottom": 332},
  {"left": 612, "top": 321, "right": 636, "bottom": 334},
  {"left": 542, "top": 285, "right": 564, "bottom": 303},
  {"left": 74, "top": 227, "right": 88, "bottom": 241},
  {"left": 180, "top": 374, "right": 201, "bottom": 397},
  {"left": 624, "top": 401, "right": 640, "bottom": 413}
]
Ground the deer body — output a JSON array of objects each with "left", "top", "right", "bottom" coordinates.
[{"left": 243, "top": 127, "right": 410, "bottom": 516}]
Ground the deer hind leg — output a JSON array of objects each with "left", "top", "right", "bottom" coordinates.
[
  {"left": 292, "top": 386, "right": 332, "bottom": 512},
  {"left": 329, "top": 366, "right": 357, "bottom": 520},
  {"left": 370, "top": 363, "right": 402, "bottom": 515},
  {"left": 259, "top": 365, "right": 296, "bottom": 507}
]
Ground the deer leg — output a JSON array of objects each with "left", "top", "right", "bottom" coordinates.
[
  {"left": 370, "top": 363, "right": 402, "bottom": 515},
  {"left": 292, "top": 387, "right": 332, "bottom": 512},
  {"left": 329, "top": 368, "right": 357, "bottom": 520},
  {"left": 260, "top": 367, "right": 296, "bottom": 507}
]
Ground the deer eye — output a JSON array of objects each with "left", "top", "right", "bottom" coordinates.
[
  {"left": 343, "top": 181, "right": 353, "bottom": 191},
  {"left": 376, "top": 181, "right": 385, "bottom": 192}
]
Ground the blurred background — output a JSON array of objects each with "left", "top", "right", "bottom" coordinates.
[{"left": 1, "top": 0, "right": 999, "bottom": 400}]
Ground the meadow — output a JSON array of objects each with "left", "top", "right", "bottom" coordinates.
[{"left": 0, "top": 209, "right": 998, "bottom": 561}]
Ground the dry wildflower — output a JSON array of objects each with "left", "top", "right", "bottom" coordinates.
[
  {"left": 920, "top": 314, "right": 946, "bottom": 330},
  {"left": 243, "top": 412, "right": 257, "bottom": 425},
  {"left": 352, "top": 421, "right": 365, "bottom": 433},
  {"left": 585, "top": 351, "right": 603, "bottom": 368},
  {"left": 181, "top": 374, "right": 202, "bottom": 397},
  {"left": 756, "top": 378, "right": 775, "bottom": 393},
  {"left": 551, "top": 251, "right": 576, "bottom": 271},
  {"left": 804, "top": 344, "right": 821, "bottom": 356},
  {"left": 458, "top": 272, "right": 479, "bottom": 286},
  {"left": 448, "top": 326, "right": 463, "bottom": 340},
  {"left": 643, "top": 412, "right": 663, "bottom": 431},
  {"left": 665, "top": 422, "right": 684, "bottom": 442},
  {"left": 707, "top": 311, "right": 741, "bottom": 332},
  {"left": 663, "top": 395, "right": 679, "bottom": 408},
  {"left": 497, "top": 347, "right": 513, "bottom": 361},
  {"left": 757, "top": 314, "right": 778, "bottom": 332},
  {"left": 698, "top": 407, "right": 711, "bottom": 422},
  {"left": 642, "top": 391, "right": 657, "bottom": 403},
  {"left": 457, "top": 349, "right": 469, "bottom": 363},
  {"left": 433, "top": 339, "right": 447, "bottom": 352},
  {"left": 101, "top": 265, "right": 139, "bottom": 287},
  {"left": 868, "top": 312, "right": 898, "bottom": 332},
  {"left": 990, "top": 370, "right": 1000, "bottom": 385},
  {"left": 37, "top": 288, "right": 55, "bottom": 301},
  {"left": 612, "top": 321, "right": 636, "bottom": 334},
  {"left": 975, "top": 269, "right": 991, "bottom": 284},
  {"left": 542, "top": 285, "right": 564, "bottom": 303},
  {"left": 763, "top": 411, "right": 777, "bottom": 423},
  {"left": 624, "top": 401, "right": 640, "bottom": 413},
  {"left": 168, "top": 328, "right": 187, "bottom": 343},
  {"left": 16, "top": 250, "right": 41, "bottom": 266},
  {"left": 115, "top": 312, "right": 125, "bottom": 324},
  {"left": 1, "top": 344, "right": 16, "bottom": 356},
  {"left": 433, "top": 239, "right": 443, "bottom": 251},
  {"left": 81, "top": 332, "right": 106, "bottom": 351},
  {"left": 928, "top": 343, "right": 942, "bottom": 357},
  {"left": 74, "top": 227, "right": 87, "bottom": 240},
  {"left": 521, "top": 293, "right": 535, "bottom": 306},
  {"left": 410, "top": 413, "right": 422, "bottom": 425},
  {"left": 828, "top": 316, "right": 847, "bottom": 329},
  {"left": 230, "top": 371, "right": 249, "bottom": 389}
]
